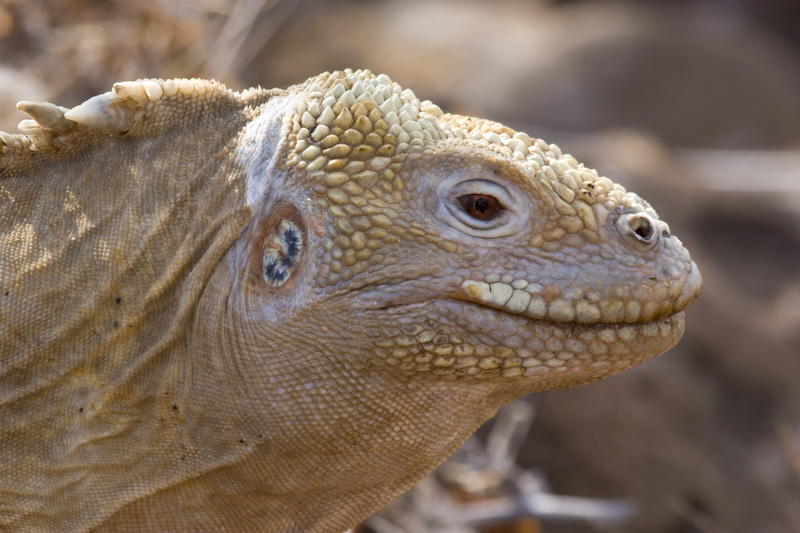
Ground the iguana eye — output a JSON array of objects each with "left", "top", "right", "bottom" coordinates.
[
  {"left": 458, "top": 194, "right": 502, "bottom": 221},
  {"left": 436, "top": 174, "right": 530, "bottom": 238}
]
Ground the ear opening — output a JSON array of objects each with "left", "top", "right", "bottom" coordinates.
[{"left": 248, "top": 204, "right": 307, "bottom": 292}]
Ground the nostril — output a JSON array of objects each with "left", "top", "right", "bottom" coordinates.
[
  {"left": 628, "top": 215, "right": 655, "bottom": 242},
  {"left": 617, "top": 213, "right": 658, "bottom": 247},
  {"left": 628, "top": 217, "right": 655, "bottom": 242}
]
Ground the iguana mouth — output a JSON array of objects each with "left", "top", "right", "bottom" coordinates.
[
  {"left": 353, "top": 265, "right": 699, "bottom": 330},
  {"left": 457, "top": 263, "right": 701, "bottom": 325},
  {"left": 374, "top": 297, "right": 685, "bottom": 378},
  {"left": 360, "top": 272, "right": 691, "bottom": 377}
]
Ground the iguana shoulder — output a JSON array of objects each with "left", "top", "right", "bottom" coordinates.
[{"left": 0, "top": 70, "right": 701, "bottom": 532}]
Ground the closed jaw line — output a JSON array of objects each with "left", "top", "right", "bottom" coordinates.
[{"left": 461, "top": 276, "right": 679, "bottom": 325}]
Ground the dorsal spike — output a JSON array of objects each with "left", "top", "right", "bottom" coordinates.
[
  {"left": 0, "top": 130, "right": 25, "bottom": 153},
  {"left": 64, "top": 90, "right": 136, "bottom": 134},
  {"left": 1, "top": 78, "right": 250, "bottom": 165},
  {"left": 16, "top": 101, "right": 73, "bottom": 134},
  {"left": 15, "top": 119, "right": 54, "bottom": 151}
]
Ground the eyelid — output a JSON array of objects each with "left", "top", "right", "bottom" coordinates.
[
  {"left": 450, "top": 179, "right": 515, "bottom": 209},
  {"left": 435, "top": 175, "right": 529, "bottom": 238}
]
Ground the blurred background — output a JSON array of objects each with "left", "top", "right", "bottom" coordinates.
[{"left": 2, "top": 0, "right": 799, "bottom": 531}]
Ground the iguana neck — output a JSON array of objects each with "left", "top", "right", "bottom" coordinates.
[
  {"left": 0, "top": 105, "right": 255, "bottom": 529},
  {"left": 118, "top": 278, "right": 511, "bottom": 531}
]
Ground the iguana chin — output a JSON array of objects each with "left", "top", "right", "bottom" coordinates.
[{"left": 0, "top": 69, "right": 701, "bottom": 532}]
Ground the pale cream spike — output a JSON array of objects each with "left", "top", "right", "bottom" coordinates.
[
  {"left": 114, "top": 79, "right": 165, "bottom": 104},
  {"left": 113, "top": 81, "right": 148, "bottom": 105},
  {"left": 64, "top": 90, "right": 136, "bottom": 134},
  {"left": 16, "top": 101, "right": 73, "bottom": 134},
  {"left": 0, "top": 131, "right": 17, "bottom": 147},
  {"left": 16, "top": 119, "right": 53, "bottom": 149}
]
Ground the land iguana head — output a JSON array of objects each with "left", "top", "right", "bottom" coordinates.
[
  {"left": 1, "top": 69, "right": 701, "bottom": 531},
  {"left": 229, "top": 69, "right": 701, "bottom": 389}
]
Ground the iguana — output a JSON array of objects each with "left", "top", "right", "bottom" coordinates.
[{"left": 0, "top": 69, "right": 702, "bottom": 532}]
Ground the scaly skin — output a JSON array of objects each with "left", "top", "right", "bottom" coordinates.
[{"left": 0, "top": 70, "right": 701, "bottom": 532}]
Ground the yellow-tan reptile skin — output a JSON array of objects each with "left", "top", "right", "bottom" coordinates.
[{"left": 0, "top": 70, "right": 702, "bottom": 532}]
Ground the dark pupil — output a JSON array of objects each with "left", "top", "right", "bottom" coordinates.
[
  {"left": 474, "top": 197, "right": 490, "bottom": 213},
  {"left": 458, "top": 194, "right": 500, "bottom": 221}
]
